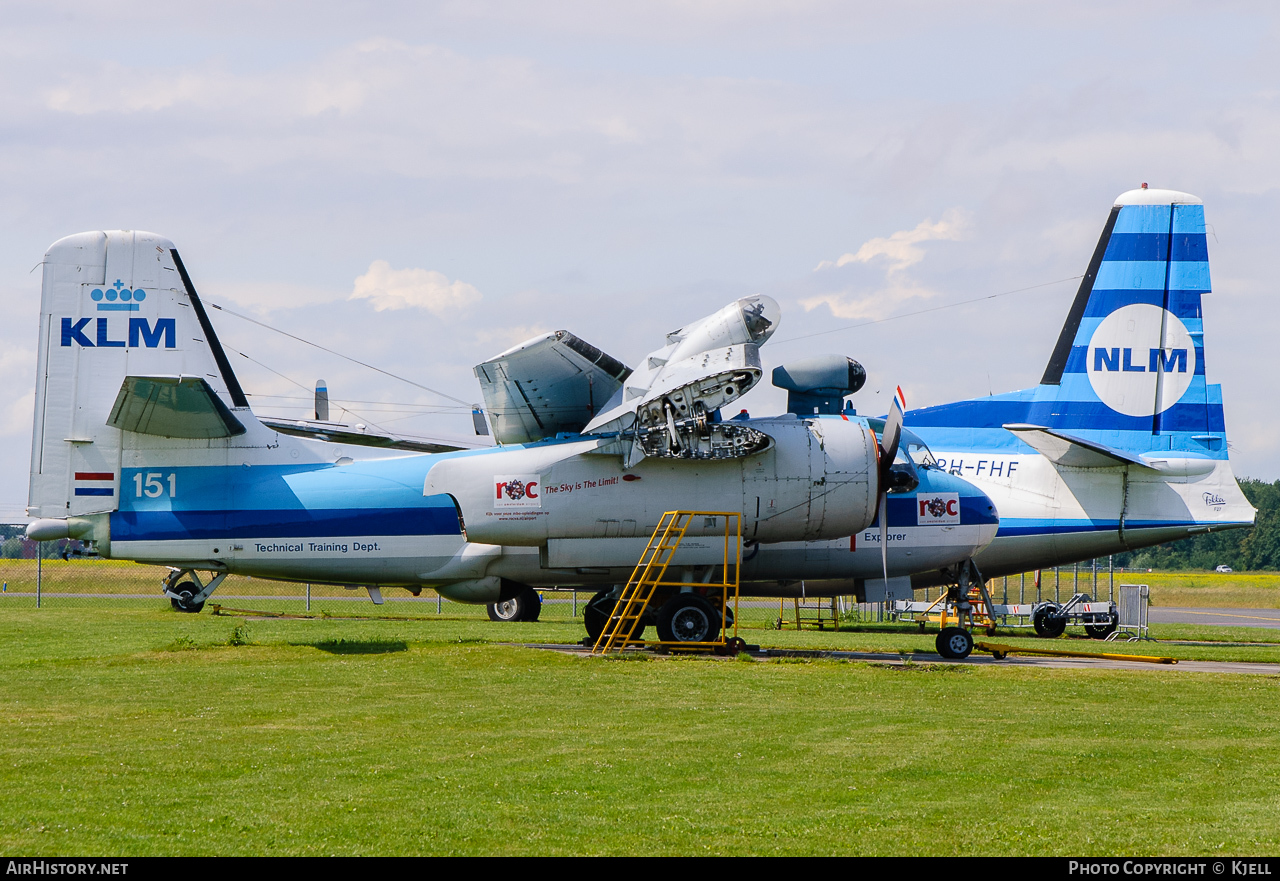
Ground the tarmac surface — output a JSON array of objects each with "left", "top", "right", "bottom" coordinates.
[{"left": 1148, "top": 607, "right": 1280, "bottom": 628}]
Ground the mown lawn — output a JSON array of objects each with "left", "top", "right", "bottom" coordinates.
[{"left": 1, "top": 608, "right": 1279, "bottom": 855}]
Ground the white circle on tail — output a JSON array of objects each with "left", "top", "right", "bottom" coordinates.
[{"left": 1085, "top": 304, "right": 1197, "bottom": 417}]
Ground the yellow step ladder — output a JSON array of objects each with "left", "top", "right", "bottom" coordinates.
[{"left": 591, "top": 510, "right": 741, "bottom": 655}]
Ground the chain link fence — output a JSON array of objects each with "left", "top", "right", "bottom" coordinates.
[
  {"left": 0, "top": 525, "right": 1119, "bottom": 630},
  {"left": 0, "top": 528, "right": 882, "bottom": 631}
]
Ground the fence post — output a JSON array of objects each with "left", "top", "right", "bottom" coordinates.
[
  {"left": 436, "top": 590, "right": 441, "bottom": 613},
  {"left": 36, "top": 546, "right": 42, "bottom": 609},
  {"left": 1109, "top": 555, "right": 1114, "bottom": 602},
  {"left": 572, "top": 589, "right": 578, "bottom": 617},
  {"left": 306, "top": 582, "right": 311, "bottom": 612}
]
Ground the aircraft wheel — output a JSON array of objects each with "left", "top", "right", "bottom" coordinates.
[
  {"left": 935, "top": 627, "right": 973, "bottom": 660},
  {"left": 657, "top": 594, "right": 721, "bottom": 644},
  {"left": 486, "top": 585, "right": 542, "bottom": 622},
  {"left": 583, "top": 592, "right": 647, "bottom": 642},
  {"left": 1085, "top": 616, "right": 1118, "bottom": 640},
  {"left": 169, "top": 581, "right": 204, "bottom": 614},
  {"left": 1032, "top": 604, "right": 1067, "bottom": 638}
]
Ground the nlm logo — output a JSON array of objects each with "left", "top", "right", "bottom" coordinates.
[
  {"left": 1092, "top": 347, "right": 1188, "bottom": 374},
  {"left": 91, "top": 280, "right": 147, "bottom": 312},
  {"left": 61, "top": 317, "right": 176, "bottom": 349}
]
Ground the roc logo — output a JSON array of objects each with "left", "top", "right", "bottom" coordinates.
[
  {"left": 917, "top": 492, "right": 960, "bottom": 525},
  {"left": 91, "top": 280, "right": 147, "bottom": 312},
  {"left": 1086, "top": 304, "right": 1197, "bottom": 417},
  {"left": 494, "top": 474, "right": 541, "bottom": 510}
]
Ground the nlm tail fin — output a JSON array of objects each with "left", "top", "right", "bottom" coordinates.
[
  {"left": 1034, "top": 187, "right": 1219, "bottom": 453},
  {"left": 911, "top": 188, "right": 1227, "bottom": 461}
]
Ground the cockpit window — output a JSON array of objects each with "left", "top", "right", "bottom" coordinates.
[
  {"left": 866, "top": 418, "right": 938, "bottom": 470},
  {"left": 906, "top": 439, "right": 938, "bottom": 469}
]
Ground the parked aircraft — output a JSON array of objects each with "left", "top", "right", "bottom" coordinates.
[
  {"left": 903, "top": 187, "right": 1255, "bottom": 585},
  {"left": 23, "top": 237, "right": 996, "bottom": 644}
]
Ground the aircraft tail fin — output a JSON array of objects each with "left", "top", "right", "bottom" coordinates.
[
  {"left": 910, "top": 187, "right": 1226, "bottom": 460},
  {"left": 1034, "top": 187, "right": 1217, "bottom": 456},
  {"left": 27, "top": 231, "right": 250, "bottom": 518}
]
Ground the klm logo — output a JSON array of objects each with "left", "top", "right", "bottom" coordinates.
[
  {"left": 91, "top": 280, "right": 147, "bottom": 312},
  {"left": 61, "top": 317, "right": 176, "bottom": 348},
  {"left": 1092, "top": 347, "right": 1188, "bottom": 374}
]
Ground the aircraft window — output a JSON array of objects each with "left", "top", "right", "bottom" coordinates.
[
  {"left": 906, "top": 441, "right": 938, "bottom": 469},
  {"left": 739, "top": 296, "right": 780, "bottom": 342},
  {"left": 888, "top": 447, "right": 920, "bottom": 493}
]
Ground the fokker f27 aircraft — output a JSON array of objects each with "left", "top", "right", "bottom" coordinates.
[
  {"left": 903, "top": 187, "right": 1255, "bottom": 588},
  {"left": 24, "top": 243, "right": 997, "bottom": 645}
]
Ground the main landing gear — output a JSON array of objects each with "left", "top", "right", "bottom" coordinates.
[
  {"left": 486, "top": 585, "right": 542, "bottom": 622},
  {"left": 163, "top": 568, "right": 228, "bottom": 613}
]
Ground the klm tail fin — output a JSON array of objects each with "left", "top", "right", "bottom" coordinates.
[
  {"left": 1030, "top": 187, "right": 1220, "bottom": 454},
  {"left": 27, "top": 231, "right": 249, "bottom": 518}
]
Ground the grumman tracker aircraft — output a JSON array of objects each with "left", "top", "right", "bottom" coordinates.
[
  {"left": 24, "top": 237, "right": 998, "bottom": 645},
  {"left": 903, "top": 187, "right": 1255, "bottom": 600}
]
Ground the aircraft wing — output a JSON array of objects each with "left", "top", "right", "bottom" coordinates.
[
  {"left": 474, "top": 330, "right": 631, "bottom": 445},
  {"left": 258, "top": 417, "right": 469, "bottom": 454}
]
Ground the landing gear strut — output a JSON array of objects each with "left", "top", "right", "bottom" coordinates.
[{"left": 930, "top": 558, "right": 990, "bottom": 660}]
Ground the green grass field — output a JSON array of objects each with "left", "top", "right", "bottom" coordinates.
[{"left": 2, "top": 603, "right": 1280, "bottom": 856}]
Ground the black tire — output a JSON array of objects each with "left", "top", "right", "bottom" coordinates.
[
  {"left": 936, "top": 626, "right": 973, "bottom": 660},
  {"left": 1032, "top": 604, "right": 1067, "bottom": 638},
  {"left": 1085, "top": 616, "right": 1118, "bottom": 640},
  {"left": 583, "top": 591, "right": 647, "bottom": 642},
  {"left": 169, "top": 580, "right": 204, "bottom": 613},
  {"left": 486, "top": 585, "right": 542, "bottom": 622},
  {"left": 656, "top": 593, "right": 721, "bottom": 644}
]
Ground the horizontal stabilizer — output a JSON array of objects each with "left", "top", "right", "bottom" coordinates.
[
  {"left": 258, "top": 417, "right": 466, "bottom": 454},
  {"left": 108, "top": 376, "right": 246, "bottom": 439},
  {"left": 1003, "top": 424, "right": 1143, "bottom": 468},
  {"left": 475, "top": 330, "right": 631, "bottom": 445}
]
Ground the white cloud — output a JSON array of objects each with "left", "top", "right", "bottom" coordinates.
[
  {"left": 203, "top": 281, "right": 345, "bottom": 314},
  {"left": 799, "top": 281, "right": 936, "bottom": 321},
  {"left": 472, "top": 324, "right": 555, "bottom": 351},
  {"left": 0, "top": 390, "right": 34, "bottom": 439},
  {"left": 350, "top": 260, "right": 482, "bottom": 314},
  {"left": 815, "top": 209, "right": 971, "bottom": 272}
]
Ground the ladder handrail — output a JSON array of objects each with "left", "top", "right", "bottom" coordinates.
[{"left": 592, "top": 510, "right": 742, "bottom": 654}]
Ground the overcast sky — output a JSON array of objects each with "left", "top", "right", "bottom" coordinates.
[{"left": 1, "top": 1, "right": 1277, "bottom": 518}]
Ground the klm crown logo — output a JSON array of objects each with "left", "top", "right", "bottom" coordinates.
[{"left": 91, "top": 280, "right": 147, "bottom": 312}]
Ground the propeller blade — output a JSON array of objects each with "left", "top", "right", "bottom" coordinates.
[
  {"left": 315, "top": 380, "right": 329, "bottom": 422},
  {"left": 879, "top": 490, "right": 889, "bottom": 590},
  {"left": 876, "top": 386, "right": 906, "bottom": 591}
]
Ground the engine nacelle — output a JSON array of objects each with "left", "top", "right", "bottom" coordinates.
[{"left": 424, "top": 417, "right": 878, "bottom": 546}]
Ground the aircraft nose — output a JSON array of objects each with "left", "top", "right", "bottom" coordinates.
[{"left": 920, "top": 468, "right": 1000, "bottom": 554}]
